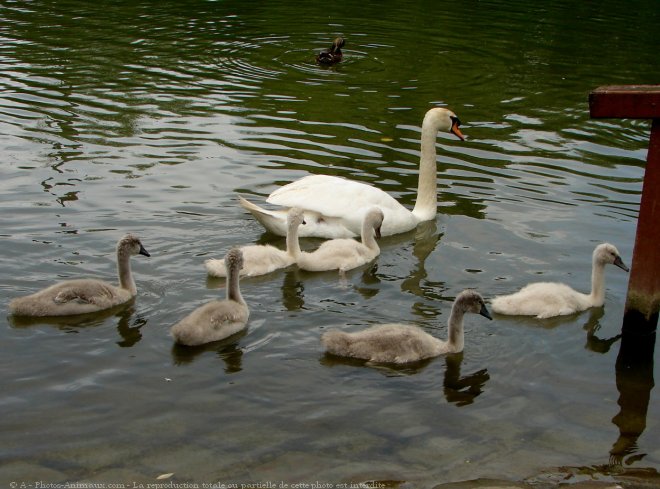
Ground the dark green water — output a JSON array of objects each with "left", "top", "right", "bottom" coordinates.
[{"left": 1, "top": 0, "right": 659, "bottom": 487}]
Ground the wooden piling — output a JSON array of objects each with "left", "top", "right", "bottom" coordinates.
[{"left": 589, "top": 85, "right": 660, "bottom": 329}]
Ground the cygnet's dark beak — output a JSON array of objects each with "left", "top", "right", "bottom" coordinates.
[
  {"left": 614, "top": 255, "right": 629, "bottom": 272},
  {"left": 375, "top": 225, "right": 382, "bottom": 239},
  {"left": 139, "top": 244, "right": 150, "bottom": 257},
  {"left": 479, "top": 304, "right": 493, "bottom": 320}
]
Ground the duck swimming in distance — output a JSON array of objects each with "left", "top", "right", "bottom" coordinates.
[{"left": 316, "top": 37, "right": 345, "bottom": 65}]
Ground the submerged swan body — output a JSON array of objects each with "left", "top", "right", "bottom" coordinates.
[
  {"left": 297, "top": 207, "right": 384, "bottom": 272},
  {"left": 322, "top": 290, "right": 492, "bottom": 363},
  {"left": 205, "top": 208, "right": 306, "bottom": 278},
  {"left": 9, "top": 234, "right": 150, "bottom": 317},
  {"left": 491, "top": 243, "right": 629, "bottom": 319},
  {"left": 239, "top": 107, "right": 465, "bottom": 238},
  {"left": 172, "top": 248, "right": 249, "bottom": 346}
]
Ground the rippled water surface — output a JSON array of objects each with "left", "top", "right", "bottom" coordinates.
[{"left": 2, "top": 0, "right": 659, "bottom": 486}]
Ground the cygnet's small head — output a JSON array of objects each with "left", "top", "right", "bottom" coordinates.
[
  {"left": 423, "top": 107, "right": 465, "bottom": 141},
  {"left": 455, "top": 289, "right": 492, "bottom": 320},
  {"left": 594, "top": 243, "right": 629, "bottom": 272},
  {"left": 366, "top": 207, "right": 384, "bottom": 239},
  {"left": 225, "top": 248, "right": 244, "bottom": 272},
  {"left": 118, "top": 234, "right": 150, "bottom": 258},
  {"left": 287, "top": 207, "right": 306, "bottom": 228}
]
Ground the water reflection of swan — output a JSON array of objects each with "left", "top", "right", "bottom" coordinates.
[
  {"left": 171, "top": 333, "right": 245, "bottom": 373},
  {"left": 280, "top": 269, "right": 306, "bottom": 311},
  {"left": 9, "top": 303, "right": 146, "bottom": 347},
  {"left": 319, "top": 351, "right": 434, "bottom": 376},
  {"left": 115, "top": 310, "right": 147, "bottom": 348},
  {"left": 239, "top": 107, "right": 465, "bottom": 238},
  {"left": 609, "top": 314, "right": 656, "bottom": 466},
  {"left": 582, "top": 307, "right": 621, "bottom": 354},
  {"left": 321, "top": 290, "right": 492, "bottom": 363},
  {"left": 400, "top": 221, "right": 442, "bottom": 294},
  {"left": 443, "top": 352, "right": 490, "bottom": 407},
  {"left": 319, "top": 340, "right": 491, "bottom": 404}
]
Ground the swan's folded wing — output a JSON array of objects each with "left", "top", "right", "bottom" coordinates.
[
  {"left": 267, "top": 175, "right": 405, "bottom": 218},
  {"left": 52, "top": 280, "right": 116, "bottom": 305}
]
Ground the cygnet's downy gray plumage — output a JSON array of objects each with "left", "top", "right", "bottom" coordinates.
[
  {"left": 491, "top": 243, "right": 629, "bottom": 319},
  {"left": 322, "top": 290, "right": 492, "bottom": 364},
  {"left": 9, "top": 234, "right": 150, "bottom": 317},
  {"left": 296, "top": 207, "right": 384, "bottom": 273},
  {"left": 171, "top": 248, "right": 249, "bottom": 346},
  {"left": 205, "top": 208, "right": 306, "bottom": 278}
]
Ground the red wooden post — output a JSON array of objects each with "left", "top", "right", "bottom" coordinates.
[{"left": 589, "top": 85, "right": 660, "bottom": 329}]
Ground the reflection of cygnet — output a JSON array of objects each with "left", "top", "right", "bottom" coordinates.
[
  {"left": 491, "top": 243, "right": 629, "bottom": 318},
  {"left": 172, "top": 248, "right": 249, "bottom": 346},
  {"left": 297, "top": 207, "right": 383, "bottom": 272},
  {"left": 205, "top": 208, "right": 305, "bottom": 278},
  {"left": 9, "top": 234, "right": 150, "bottom": 317},
  {"left": 322, "top": 290, "right": 492, "bottom": 363}
]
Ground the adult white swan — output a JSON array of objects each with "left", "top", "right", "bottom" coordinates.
[
  {"left": 239, "top": 107, "right": 465, "bottom": 238},
  {"left": 491, "top": 243, "right": 629, "bottom": 319}
]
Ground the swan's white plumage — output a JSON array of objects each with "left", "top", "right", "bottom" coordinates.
[
  {"left": 491, "top": 243, "right": 629, "bottom": 319},
  {"left": 296, "top": 207, "right": 384, "bottom": 272},
  {"left": 172, "top": 248, "right": 249, "bottom": 346},
  {"left": 205, "top": 208, "right": 305, "bottom": 278},
  {"left": 322, "top": 290, "right": 492, "bottom": 363},
  {"left": 8, "top": 234, "right": 150, "bottom": 317},
  {"left": 239, "top": 107, "right": 464, "bottom": 238}
]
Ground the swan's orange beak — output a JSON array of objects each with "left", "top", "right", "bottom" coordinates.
[{"left": 451, "top": 120, "right": 465, "bottom": 141}]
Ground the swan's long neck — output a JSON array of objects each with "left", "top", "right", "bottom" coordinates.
[
  {"left": 589, "top": 257, "right": 607, "bottom": 307},
  {"left": 117, "top": 250, "right": 137, "bottom": 295},
  {"left": 446, "top": 302, "right": 465, "bottom": 352},
  {"left": 286, "top": 219, "right": 302, "bottom": 259},
  {"left": 226, "top": 263, "right": 245, "bottom": 305},
  {"left": 411, "top": 121, "right": 439, "bottom": 222},
  {"left": 361, "top": 219, "right": 379, "bottom": 251}
]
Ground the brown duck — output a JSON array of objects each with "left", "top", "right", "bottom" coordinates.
[{"left": 316, "top": 37, "right": 345, "bottom": 65}]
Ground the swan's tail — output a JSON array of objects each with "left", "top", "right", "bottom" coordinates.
[
  {"left": 238, "top": 195, "right": 288, "bottom": 236},
  {"left": 204, "top": 258, "right": 228, "bottom": 278}
]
